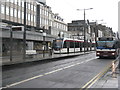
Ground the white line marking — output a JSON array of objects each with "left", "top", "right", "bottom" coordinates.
[{"left": 2, "top": 57, "right": 96, "bottom": 89}]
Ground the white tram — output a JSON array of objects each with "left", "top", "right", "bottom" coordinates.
[{"left": 53, "top": 38, "right": 95, "bottom": 54}]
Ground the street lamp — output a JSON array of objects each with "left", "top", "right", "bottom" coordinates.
[
  {"left": 42, "top": 26, "right": 46, "bottom": 58},
  {"left": 7, "top": 25, "right": 13, "bottom": 61},
  {"left": 23, "top": 1, "right": 26, "bottom": 60},
  {"left": 77, "top": 8, "right": 93, "bottom": 53}
]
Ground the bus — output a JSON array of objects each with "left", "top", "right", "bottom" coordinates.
[
  {"left": 53, "top": 38, "right": 95, "bottom": 54},
  {"left": 96, "top": 37, "right": 119, "bottom": 58}
]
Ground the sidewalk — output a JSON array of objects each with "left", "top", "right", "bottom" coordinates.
[
  {"left": 91, "top": 60, "right": 119, "bottom": 89},
  {"left": 1, "top": 51, "right": 94, "bottom": 66}
]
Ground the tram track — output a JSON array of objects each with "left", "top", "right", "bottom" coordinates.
[
  {"left": 2, "top": 57, "right": 97, "bottom": 89},
  {"left": 2, "top": 53, "right": 116, "bottom": 89}
]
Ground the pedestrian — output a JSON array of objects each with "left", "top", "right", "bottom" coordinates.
[{"left": 49, "top": 46, "right": 52, "bottom": 56}]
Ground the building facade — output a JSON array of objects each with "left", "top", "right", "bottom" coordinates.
[
  {"left": 68, "top": 20, "right": 91, "bottom": 41},
  {"left": 0, "top": 0, "right": 68, "bottom": 63},
  {"left": 51, "top": 13, "right": 68, "bottom": 38}
]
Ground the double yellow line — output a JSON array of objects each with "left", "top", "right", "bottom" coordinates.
[{"left": 80, "top": 60, "right": 116, "bottom": 90}]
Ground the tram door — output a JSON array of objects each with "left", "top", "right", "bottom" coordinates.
[
  {"left": 67, "top": 41, "right": 70, "bottom": 54},
  {"left": 79, "top": 42, "right": 82, "bottom": 52}
]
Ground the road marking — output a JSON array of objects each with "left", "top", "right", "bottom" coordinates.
[
  {"left": 87, "top": 63, "right": 111, "bottom": 88},
  {"left": 3, "top": 74, "right": 44, "bottom": 89},
  {"left": 2, "top": 57, "right": 96, "bottom": 89},
  {"left": 80, "top": 60, "right": 116, "bottom": 90}
]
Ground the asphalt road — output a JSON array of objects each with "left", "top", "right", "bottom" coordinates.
[{"left": 2, "top": 52, "right": 114, "bottom": 88}]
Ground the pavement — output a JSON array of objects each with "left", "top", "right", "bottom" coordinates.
[
  {"left": 91, "top": 60, "right": 119, "bottom": 89},
  {"left": 1, "top": 51, "right": 93, "bottom": 66}
]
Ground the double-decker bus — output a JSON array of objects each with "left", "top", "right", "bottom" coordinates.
[{"left": 96, "top": 37, "right": 119, "bottom": 58}]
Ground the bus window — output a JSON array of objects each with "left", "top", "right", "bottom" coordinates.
[{"left": 97, "top": 41, "right": 115, "bottom": 49}]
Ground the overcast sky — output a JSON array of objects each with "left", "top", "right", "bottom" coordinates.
[{"left": 46, "top": 0, "right": 119, "bottom": 32}]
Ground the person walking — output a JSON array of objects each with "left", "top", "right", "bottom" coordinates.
[{"left": 49, "top": 46, "right": 52, "bottom": 56}]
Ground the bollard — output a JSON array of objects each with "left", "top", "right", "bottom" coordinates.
[{"left": 112, "top": 61, "right": 116, "bottom": 78}]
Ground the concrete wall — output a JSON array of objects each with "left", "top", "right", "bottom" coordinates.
[{"left": 1, "top": 30, "right": 56, "bottom": 42}]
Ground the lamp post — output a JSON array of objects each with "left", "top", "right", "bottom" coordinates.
[
  {"left": 8, "top": 25, "right": 13, "bottom": 61},
  {"left": 42, "top": 26, "right": 46, "bottom": 58},
  {"left": 23, "top": 1, "right": 26, "bottom": 60},
  {"left": 77, "top": 8, "right": 93, "bottom": 53}
]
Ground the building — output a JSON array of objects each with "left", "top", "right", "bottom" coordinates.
[
  {"left": 51, "top": 13, "right": 68, "bottom": 38},
  {"left": 68, "top": 20, "right": 91, "bottom": 41},
  {"left": 90, "top": 22, "right": 115, "bottom": 42},
  {"left": 0, "top": 0, "right": 68, "bottom": 62}
]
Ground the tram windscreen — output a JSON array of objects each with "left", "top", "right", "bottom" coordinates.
[
  {"left": 53, "top": 39, "right": 63, "bottom": 49},
  {"left": 97, "top": 41, "right": 115, "bottom": 49}
]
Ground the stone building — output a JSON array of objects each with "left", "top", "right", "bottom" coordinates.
[{"left": 0, "top": 0, "right": 68, "bottom": 62}]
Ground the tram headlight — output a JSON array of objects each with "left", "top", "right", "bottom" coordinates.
[{"left": 112, "top": 53, "right": 115, "bottom": 55}]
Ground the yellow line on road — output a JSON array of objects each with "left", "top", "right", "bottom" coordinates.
[{"left": 80, "top": 60, "right": 116, "bottom": 90}]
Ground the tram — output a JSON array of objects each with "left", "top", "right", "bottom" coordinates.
[
  {"left": 53, "top": 38, "right": 95, "bottom": 54},
  {"left": 96, "top": 37, "right": 120, "bottom": 58}
]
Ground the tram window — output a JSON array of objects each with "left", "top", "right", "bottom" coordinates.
[
  {"left": 80, "top": 42, "right": 83, "bottom": 47},
  {"left": 70, "top": 41, "right": 74, "bottom": 48},
  {"left": 63, "top": 41, "right": 67, "bottom": 48},
  {"left": 75, "top": 42, "right": 79, "bottom": 48}
]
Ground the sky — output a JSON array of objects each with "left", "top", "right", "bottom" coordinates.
[{"left": 46, "top": 0, "right": 119, "bottom": 32}]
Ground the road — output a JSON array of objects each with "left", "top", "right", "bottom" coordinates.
[{"left": 2, "top": 52, "right": 114, "bottom": 88}]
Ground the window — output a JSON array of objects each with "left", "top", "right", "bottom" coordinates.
[
  {"left": 10, "top": 0, "right": 14, "bottom": 3},
  {"left": 31, "top": 15, "right": 33, "bottom": 22},
  {"left": 1, "top": 5, "right": 5, "bottom": 14},
  {"left": 40, "top": 17, "right": 41, "bottom": 25},
  {"left": 18, "top": 10, "right": 20, "bottom": 18},
  {"left": 28, "top": 3, "right": 31, "bottom": 9},
  {"left": 34, "top": 15, "right": 36, "bottom": 23},
  {"left": 31, "top": 4, "right": 33, "bottom": 10},
  {"left": 18, "top": 0, "right": 21, "bottom": 6},
  {"left": 70, "top": 41, "right": 74, "bottom": 48},
  {"left": 46, "top": 11, "right": 48, "bottom": 16},
  {"left": 22, "top": 11, "right": 24, "bottom": 19},
  {"left": 14, "top": 0, "right": 18, "bottom": 5},
  {"left": 40, "top": 8, "right": 42, "bottom": 14},
  {"left": 26, "top": 13, "right": 28, "bottom": 21},
  {"left": 21, "top": 1, "right": 24, "bottom": 7},
  {"left": 28, "top": 14, "right": 30, "bottom": 21},
  {"left": 14, "top": 9, "right": 17, "bottom": 17},
  {"left": 6, "top": 7, "right": 9, "bottom": 15},
  {"left": 10, "top": 8, "right": 13, "bottom": 16},
  {"left": 45, "top": 10, "right": 46, "bottom": 16},
  {"left": 34, "top": 6, "right": 36, "bottom": 12}
]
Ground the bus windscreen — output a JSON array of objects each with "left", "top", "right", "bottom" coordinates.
[{"left": 97, "top": 41, "right": 115, "bottom": 49}]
